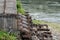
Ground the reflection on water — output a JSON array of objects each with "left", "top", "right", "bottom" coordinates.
[{"left": 21, "top": 0, "right": 60, "bottom": 23}]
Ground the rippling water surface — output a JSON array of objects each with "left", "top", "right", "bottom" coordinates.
[{"left": 21, "top": 0, "right": 60, "bottom": 23}]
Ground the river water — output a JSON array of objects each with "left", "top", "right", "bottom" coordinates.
[
  {"left": 21, "top": 0, "right": 60, "bottom": 23},
  {"left": 29, "top": 12, "right": 60, "bottom": 23}
]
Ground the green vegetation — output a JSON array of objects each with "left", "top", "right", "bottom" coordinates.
[
  {"left": 16, "top": 0, "right": 25, "bottom": 15},
  {"left": 0, "top": 31, "right": 17, "bottom": 40},
  {"left": 32, "top": 20, "right": 46, "bottom": 24},
  {"left": 32, "top": 20, "right": 60, "bottom": 32}
]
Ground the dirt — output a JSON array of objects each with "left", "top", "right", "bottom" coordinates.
[{"left": 49, "top": 26, "right": 60, "bottom": 40}]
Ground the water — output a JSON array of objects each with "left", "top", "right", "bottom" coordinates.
[
  {"left": 29, "top": 12, "right": 60, "bottom": 23},
  {"left": 21, "top": 0, "right": 60, "bottom": 23}
]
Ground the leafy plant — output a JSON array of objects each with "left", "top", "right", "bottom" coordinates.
[
  {"left": 16, "top": 0, "right": 25, "bottom": 15},
  {"left": 0, "top": 31, "right": 17, "bottom": 40}
]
